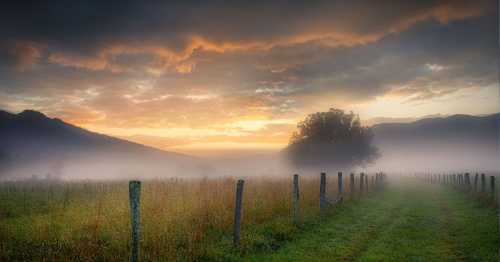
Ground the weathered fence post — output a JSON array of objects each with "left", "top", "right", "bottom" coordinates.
[
  {"left": 233, "top": 179, "right": 245, "bottom": 248},
  {"left": 474, "top": 173, "right": 479, "bottom": 192},
  {"left": 490, "top": 176, "right": 496, "bottom": 197},
  {"left": 320, "top": 172, "right": 327, "bottom": 215},
  {"left": 350, "top": 173, "right": 355, "bottom": 198},
  {"left": 360, "top": 173, "right": 365, "bottom": 194},
  {"left": 481, "top": 173, "right": 486, "bottom": 192},
  {"left": 365, "top": 175, "right": 369, "bottom": 193},
  {"left": 338, "top": 172, "right": 343, "bottom": 202},
  {"left": 129, "top": 180, "right": 141, "bottom": 262},
  {"left": 465, "top": 173, "right": 470, "bottom": 191},
  {"left": 292, "top": 174, "right": 300, "bottom": 224}
]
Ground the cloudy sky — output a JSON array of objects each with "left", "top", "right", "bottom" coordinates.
[{"left": 1, "top": 0, "right": 498, "bottom": 156}]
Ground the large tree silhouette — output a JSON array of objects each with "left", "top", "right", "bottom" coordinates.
[{"left": 286, "top": 108, "right": 378, "bottom": 169}]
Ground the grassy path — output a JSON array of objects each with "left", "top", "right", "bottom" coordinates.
[{"left": 247, "top": 180, "right": 500, "bottom": 261}]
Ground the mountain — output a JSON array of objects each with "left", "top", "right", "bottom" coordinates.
[
  {"left": 0, "top": 110, "right": 212, "bottom": 180},
  {"left": 371, "top": 113, "right": 499, "bottom": 172},
  {"left": 372, "top": 113, "right": 498, "bottom": 143},
  {"left": 1, "top": 109, "right": 498, "bottom": 179}
]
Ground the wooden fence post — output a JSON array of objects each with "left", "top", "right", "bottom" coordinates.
[
  {"left": 233, "top": 179, "right": 245, "bottom": 248},
  {"left": 481, "top": 174, "right": 486, "bottom": 192},
  {"left": 474, "top": 173, "right": 479, "bottom": 192},
  {"left": 365, "top": 174, "right": 369, "bottom": 193},
  {"left": 350, "top": 173, "right": 355, "bottom": 198},
  {"left": 465, "top": 173, "right": 470, "bottom": 191},
  {"left": 338, "top": 172, "right": 343, "bottom": 202},
  {"left": 129, "top": 180, "right": 141, "bottom": 262},
  {"left": 490, "top": 176, "right": 495, "bottom": 197},
  {"left": 360, "top": 173, "right": 365, "bottom": 193},
  {"left": 320, "top": 172, "right": 327, "bottom": 215},
  {"left": 292, "top": 174, "right": 300, "bottom": 224}
]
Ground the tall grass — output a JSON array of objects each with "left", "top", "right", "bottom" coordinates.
[{"left": 0, "top": 174, "right": 364, "bottom": 261}]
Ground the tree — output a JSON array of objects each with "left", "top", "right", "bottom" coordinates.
[{"left": 286, "top": 108, "right": 378, "bottom": 169}]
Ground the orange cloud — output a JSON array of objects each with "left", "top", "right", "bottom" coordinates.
[
  {"left": 45, "top": 0, "right": 489, "bottom": 75},
  {"left": 2, "top": 41, "right": 43, "bottom": 71}
]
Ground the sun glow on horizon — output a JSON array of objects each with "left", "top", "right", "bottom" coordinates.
[{"left": 2, "top": 0, "right": 497, "bottom": 156}]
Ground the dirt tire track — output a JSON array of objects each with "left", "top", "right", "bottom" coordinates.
[
  {"left": 438, "top": 197, "right": 466, "bottom": 262},
  {"left": 338, "top": 194, "right": 409, "bottom": 261}
]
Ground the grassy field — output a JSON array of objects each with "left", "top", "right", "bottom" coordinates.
[
  {"left": 0, "top": 176, "right": 498, "bottom": 261},
  {"left": 249, "top": 180, "right": 500, "bottom": 261},
  {"left": 0, "top": 175, "right": 364, "bottom": 261}
]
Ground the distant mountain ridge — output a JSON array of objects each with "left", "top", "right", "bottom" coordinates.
[
  {"left": 371, "top": 113, "right": 499, "bottom": 172},
  {"left": 0, "top": 109, "right": 498, "bottom": 178},
  {"left": 0, "top": 109, "right": 210, "bottom": 179},
  {"left": 372, "top": 113, "right": 499, "bottom": 143},
  {"left": 0, "top": 109, "right": 189, "bottom": 155}
]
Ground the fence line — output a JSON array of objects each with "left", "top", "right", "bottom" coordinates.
[
  {"left": 125, "top": 171, "right": 387, "bottom": 258},
  {"left": 419, "top": 172, "right": 498, "bottom": 208}
]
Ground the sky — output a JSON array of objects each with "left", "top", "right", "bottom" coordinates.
[{"left": 0, "top": 0, "right": 498, "bottom": 156}]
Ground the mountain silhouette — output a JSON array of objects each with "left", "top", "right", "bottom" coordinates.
[
  {"left": 372, "top": 113, "right": 498, "bottom": 143},
  {"left": 0, "top": 109, "right": 211, "bottom": 179},
  {"left": 1, "top": 109, "right": 498, "bottom": 179},
  {"left": 371, "top": 113, "right": 499, "bottom": 172}
]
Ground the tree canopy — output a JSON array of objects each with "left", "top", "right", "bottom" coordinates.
[{"left": 286, "top": 108, "right": 379, "bottom": 169}]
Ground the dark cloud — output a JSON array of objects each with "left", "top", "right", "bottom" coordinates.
[
  {"left": 0, "top": 41, "right": 43, "bottom": 71},
  {"left": 256, "top": 14, "right": 498, "bottom": 102},
  {"left": 0, "top": 0, "right": 498, "bottom": 151},
  {"left": 0, "top": 0, "right": 494, "bottom": 71}
]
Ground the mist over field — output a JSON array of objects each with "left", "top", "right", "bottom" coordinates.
[
  {"left": 371, "top": 114, "right": 500, "bottom": 173},
  {"left": 1, "top": 1, "right": 500, "bottom": 260},
  {"left": 0, "top": 110, "right": 498, "bottom": 180}
]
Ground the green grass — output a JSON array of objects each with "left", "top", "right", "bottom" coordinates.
[
  {"left": 0, "top": 179, "right": 498, "bottom": 261},
  {"left": 0, "top": 177, "right": 338, "bottom": 261},
  {"left": 247, "top": 181, "right": 500, "bottom": 261}
]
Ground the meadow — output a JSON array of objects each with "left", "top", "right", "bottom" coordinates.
[
  {"left": 1, "top": 173, "right": 498, "bottom": 261},
  {"left": 0, "top": 174, "right": 368, "bottom": 261}
]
